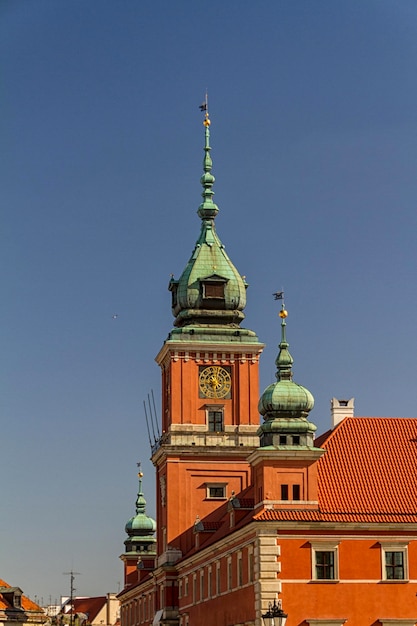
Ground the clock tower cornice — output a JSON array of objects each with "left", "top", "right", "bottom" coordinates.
[{"left": 155, "top": 340, "right": 264, "bottom": 366}]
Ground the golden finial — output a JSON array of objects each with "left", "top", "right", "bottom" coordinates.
[
  {"left": 200, "top": 91, "right": 210, "bottom": 125},
  {"left": 279, "top": 307, "right": 288, "bottom": 319}
]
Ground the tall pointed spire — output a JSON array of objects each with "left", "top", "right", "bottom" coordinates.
[
  {"left": 275, "top": 303, "right": 293, "bottom": 382},
  {"left": 197, "top": 103, "right": 219, "bottom": 220},
  {"left": 167, "top": 102, "right": 258, "bottom": 339}
]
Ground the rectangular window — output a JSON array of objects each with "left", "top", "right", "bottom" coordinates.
[
  {"left": 381, "top": 544, "right": 408, "bottom": 581},
  {"left": 216, "top": 562, "right": 221, "bottom": 595},
  {"left": 279, "top": 435, "right": 287, "bottom": 445},
  {"left": 248, "top": 547, "right": 254, "bottom": 583},
  {"left": 311, "top": 542, "right": 339, "bottom": 581},
  {"left": 293, "top": 484, "right": 300, "bottom": 500},
  {"left": 237, "top": 552, "right": 243, "bottom": 586},
  {"left": 208, "top": 410, "right": 224, "bottom": 432},
  {"left": 227, "top": 557, "right": 233, "bottom": 590},
  {"left": 315, "top": 551, "right": 335, "bottom": 580},
  {"left": 293, "top": 435, "right": 300, "bottom": 445},
  {"left": 385, "top": 551, "right": 404, "bottom": 579},
  {"left": 281, "top": 484, "right": 289, "bottom": 500},
  {"left": 207, "top": 483, "right": 226, "bottom": 499},
  {"left": 200, "top": 570, "right": 204, "bottom": 601},
  {"left": 204, "top": 282, "right": 225, "bottom": 299}
]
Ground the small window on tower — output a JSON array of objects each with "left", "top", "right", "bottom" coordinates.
[
  {"left": 201, "top": 276, "right": 228, "bottom": 309},
  {"left": 293, "top": 484, "right": 301, "bottom": 500},
  {"left": 207, "top": 483, "right": 227, "bottom": 499},
  {"left": 204, "top": 282, "right": 225, "bottom": 299},
  {"left": 293, "top": 435, "right": 300, "bottom": 445},
  {"left": 208, "top": 410, "right": 224, "bottom": 432},
  {"left": 279, "top": 435, "right": 287, "bottom": 445},
  {"left": 281, "top": 484, "right": 289, "bottom": 500}
]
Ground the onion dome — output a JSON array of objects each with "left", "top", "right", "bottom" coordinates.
[
  {"left": 168, "top": 109, "right": 254, "bottom": 338},
  {"left": 258, "top": 303, "right": 317, "bottom": 448},
  {"left": 124, "top": 468, "right": 156, "bottom": 554}
]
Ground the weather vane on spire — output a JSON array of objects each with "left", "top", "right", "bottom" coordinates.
[
  {"left": 273, "top": 290, "right": 288, "bottom": 319},
  {"left": 199, "top": 91, "right": 210, "bottom": 126},
  {"left": 137, "top": 461, "right": 143, "bottom": 478}
]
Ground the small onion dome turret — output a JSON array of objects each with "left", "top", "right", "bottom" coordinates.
[
  {"left": 124, "top": 469, "right": 156, "bottom": 554},
  {"left": 258, "top": 304, "right": 317, "bottom": 448}
]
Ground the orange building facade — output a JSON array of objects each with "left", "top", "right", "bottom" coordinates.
[{"left": 118, "top": 112, "right": 417, "bottom": 626}]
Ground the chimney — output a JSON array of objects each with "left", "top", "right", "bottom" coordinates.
[{"left": 331, "top": 398, "right": 354, "bottom": 428}]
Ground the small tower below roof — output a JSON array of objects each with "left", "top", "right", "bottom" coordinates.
[
  {"left": 249, "top": 300, "right": 325, "bottom": 510},
  {"left": 120, "top": 466, "right": 156, "bottom": 587}
]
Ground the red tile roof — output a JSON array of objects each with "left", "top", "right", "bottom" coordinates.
[
  {"left": 72, "top": 597, "right": 106, "bottom": 622},
  {"left": 255, "top": 417, "right": 417, "bottom": 524}
]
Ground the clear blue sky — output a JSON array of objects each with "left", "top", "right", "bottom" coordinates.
[{"left": 2, "top": 0, "right": 417, "bottom": 604}]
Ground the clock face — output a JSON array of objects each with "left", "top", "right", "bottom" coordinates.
[{"left": 199, "top": 366, "right": 232, "bottom": 399}]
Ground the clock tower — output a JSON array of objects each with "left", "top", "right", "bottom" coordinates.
[{"left": 152, "top": 109, "right": 264, "bottom": 559}]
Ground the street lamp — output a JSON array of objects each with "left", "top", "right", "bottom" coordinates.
[{"left": 261, "top": 600, "right": 288, "bottom": 626}]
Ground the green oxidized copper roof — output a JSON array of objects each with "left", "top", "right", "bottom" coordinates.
[
  {"left": 167, "top": 111, "right": 258, "bottom": 343},
  {"left": 258, "top": 304, "right": 315, "bottom": 426},
  {"left": 125, "top": 469, "right": 156, "bottom": 543}
]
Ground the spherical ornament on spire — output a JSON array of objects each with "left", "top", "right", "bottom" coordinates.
[{"left": 203, "top": 116, "right": 211, "bottom": 127}]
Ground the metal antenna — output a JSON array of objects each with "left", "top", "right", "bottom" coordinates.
[
  {"left": 151, "top": 389, "right": 161, "bottom": 438},
  {"left": 146, "top": 396, "right": 157, "bottom": 443},
  {"left": 63, "top": 571, "right": 80, "bottom": 626},
  {"left": 148, "top": 393, "right": 159, "bottom": 440},
  {"left": 143, "top": 400, "right": 155, "bottom": 448}
]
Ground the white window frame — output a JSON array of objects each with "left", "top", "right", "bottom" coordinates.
[
  {"left": 205, "top": 405, "right": 225, "bottom": 432},
  {"left": 310, "top": 541, "right": 340, "bottom": 581},
  {"left": 380, "top": 542, "right": 409, "bottom": 582},
  {"left": 206, "top": 482, "right": 227, "bottom": 499}
]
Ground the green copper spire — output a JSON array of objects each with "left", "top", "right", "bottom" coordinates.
[
  {"left": 258, "top": 302, "right": 317, "bottom": 448},
  {"left": 197, "top": 116, "right": 219, "bottom": 219},
  {"left": 167, "top": 108, "right": 259, "bottom": 343},
  {"left": 124, "top": 466, "right": 156, "bottom": 554},
  {"left": 275, "top": 307, "right": 293, "bottom": 382}
]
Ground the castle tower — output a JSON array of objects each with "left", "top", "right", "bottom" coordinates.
[
  {"left": 153, "top": 108, "right": 264, "bottom": 559},
  {"left": 120, "top": 467, "right": 156, "bottom": 586},
  {"left": 249, "top": 301, "right": 324, "bottom": 508}
]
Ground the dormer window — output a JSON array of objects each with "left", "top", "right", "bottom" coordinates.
[
  {"left": 200, "top": 275, "right": 227, "bottom": 309},
  {"left": 204, "top": 282, "right": 224, "bottom": 299}
]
